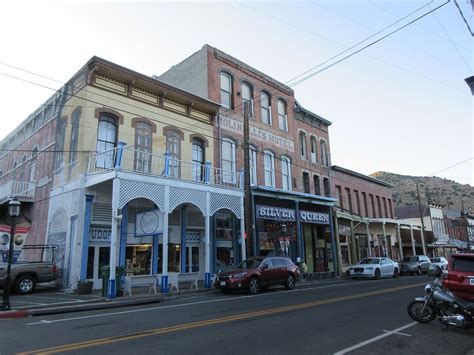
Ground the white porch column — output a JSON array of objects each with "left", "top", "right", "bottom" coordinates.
[
  {"left": 240, "top": 195, "right": 246, "bottom": 262},
  {"left": 161, "top": 185, "right": 170, "bottom": 292},
  {"left": 204, "top": 191, "right": 211, "bottom": 287},
  {"left": 409, "top": 225, "right": 416, "bottom": 256},
  {"left": 366, "top": 222, "right": 372, "bottom": 257},
  {"left": 107, "top": 177, "right": 120, "bottom": 299},
  {"left": 397, "top": 224, "right": 403, "bottom": 260},
  {"left": 382, "top": 222, "right": 387, "bottom": 257}
]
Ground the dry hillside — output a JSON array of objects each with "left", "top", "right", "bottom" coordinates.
[{"left": 369, "top": 171, "right": 474, "bottom": 211}]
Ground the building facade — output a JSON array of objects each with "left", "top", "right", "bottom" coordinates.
[{"left": 161, "top": 45, "right": 338, "bottom": 275}]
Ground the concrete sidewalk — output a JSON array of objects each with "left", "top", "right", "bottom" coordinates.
[{"left": 0, "top": 277, "right": 339, "bottom": 319}]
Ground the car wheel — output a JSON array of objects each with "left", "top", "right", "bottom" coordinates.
[
  {"left": 285, "top": 275, "right": 295, "bottom": 290},
  {"left": 393, "top": 268, "right": 399, "bottom": 278},
  {"left": 417, "top": 267, "right": 422, "bottom": 276},
  {"left": 248, "top": 277, "right": 259, "bottom": 295},
  {"left": 374, "top": 269, "right": 381, "bottom": 280},
  {"left": 15, "top": 275, "right": 37, "bottom": 295}
]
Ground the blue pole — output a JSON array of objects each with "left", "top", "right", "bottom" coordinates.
[
  {"left": 295, "top": 201, "right": 304, "bottom": 262},
  {"left": 80, "top": 195, "right": 94, "bottom": 281},
  {"left": 164, "top": 152, "right": 170, "bottom": 177},
  {"left": 180, "top": 205, "right": 187, "bottom": 273},
  {"left": 329, "top": 207, "right": 338, "bottom": 277},
  {"left": 115, "top": 142, "right": 127, "bottom": 170},
  {"left": 152, "top": 233, "right": 159, "bottom": 275},
  {"left": 119, "top": 204, "right": 128, "bottom": 267},
  {"left": 204, "top": 161, "right": 212, "bottom": 184}
]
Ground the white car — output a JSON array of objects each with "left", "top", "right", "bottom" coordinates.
[
  {"left": 429, "top": 256, "right": 448, "bottom": 270},
  {"left": 348, "top": 257, "right": 399, "bottom": 280}
]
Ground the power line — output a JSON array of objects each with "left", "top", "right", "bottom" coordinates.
[{"left": 425, "top": 157, "right": 473, "bottom": 177}]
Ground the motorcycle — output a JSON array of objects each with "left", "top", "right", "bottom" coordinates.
[{"left": 407, "top": 264, "right": 474, "bottom": 330}]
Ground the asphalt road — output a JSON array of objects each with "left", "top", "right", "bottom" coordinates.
[{"left": 1, "top": 276, "right": 473, "bottom": 355}]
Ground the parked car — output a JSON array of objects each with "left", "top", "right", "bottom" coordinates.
[
  {"left": 216, "top": 256, "right": 300, "bottom": 294},
  {"left": 429, "top": 256, "right": 448, "bottom": 270},
  {"left": 442, "top": 253, "right": 474, "bottom": 302},
  {"left": 348, "top": 257, "right": 399, "bottom": 280},
  {"left": 399, "top": 255, "right": 431, "bottom": 275},
  {"left": 0, "top": 261, "right": 57, "bottom": 294}
]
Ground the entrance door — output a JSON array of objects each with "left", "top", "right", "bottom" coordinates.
[
  {"left": 315, "top": 248, "right": 326, "bottom": 272},
  {"left": 87, "top": 245, "right": 110, "bottom": 289}
]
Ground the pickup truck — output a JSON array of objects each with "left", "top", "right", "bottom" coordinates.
[{"left": 0, "top": 261, "right": 57, "bottom": 294}]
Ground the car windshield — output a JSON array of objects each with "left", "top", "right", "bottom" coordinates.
[
  {"left": 402, "top": 257, "right": 418, "bottom": 262},
  {"left": 237, "top": 259, "right": 261, "bottom": 269},
  {"left": 430, "top": 258, "right": 440, "bottom": 263},
  {"left": 359, "top": 258, "right": 380, "bottom": 265}
]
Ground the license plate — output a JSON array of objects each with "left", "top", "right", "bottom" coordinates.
[
  {"left": 470, "top": 278, "right": 474, "bottom": 286},
  {"left": 220, "top": 281, "right": 226, "bottom": 286}
]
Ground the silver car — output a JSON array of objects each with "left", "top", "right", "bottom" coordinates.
[
  {"left": 429, "top": 256, "right": 448, "bottom": 270},
  {"left": 348, "top": 257, "right": 400, "bottom": 280},
  {"left": 399, "top": 255, "right": 431, "bottom": 275}
]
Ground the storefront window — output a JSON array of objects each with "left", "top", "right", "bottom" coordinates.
[
  {"left": 341, "top": 245, "right": 350, "bottom": 267},
  {"left": 86, "top": 247, "right": 95, "bottom": 279},
  {"left": 215, "top": 212, "right": 234, "bottom": 267},
  {"left": 257, "top": 219, "right": 297, "bottom": 259},
  {"left": 98, "top": 247, "right": 110, "bottom": 279},
  {"left": 125, "top": 245, "right": 152, "bottom": 275}
]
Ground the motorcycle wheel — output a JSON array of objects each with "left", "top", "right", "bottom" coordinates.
[{"left": 407, "top": 300, "right": 436, "bottom": 323}]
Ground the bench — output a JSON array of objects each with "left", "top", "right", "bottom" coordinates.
[
  {"left": 124, "top": 274, "right": 159, "bottom": 296},
  {"left": 168, "top": 272, "right": 199, "bottom": 292}
]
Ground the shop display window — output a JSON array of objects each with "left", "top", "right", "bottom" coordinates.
[
  {"left": 215, "top": 212, "right": 234, "bottom": 266},
  {"left": 125, "top": 245, "right": 152, "bottom": 275},
  {"left": 257, "top": 219, "right": 297, "bottom": 258}
]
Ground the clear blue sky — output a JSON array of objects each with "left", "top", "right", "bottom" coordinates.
[{"left": 0, "top": 0, "right": 472, "bottom": 184}]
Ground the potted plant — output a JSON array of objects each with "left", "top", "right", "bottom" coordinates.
[{"left": 77, "top": 280, "right": 93, "bottom": 295}]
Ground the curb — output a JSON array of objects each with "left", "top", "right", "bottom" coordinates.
[{"left": 0, "top": 310, "right": 29, "bottom": 319}]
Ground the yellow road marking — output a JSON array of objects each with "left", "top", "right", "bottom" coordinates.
[{"left": 19, "top": 282, "right": 425, "bottom": 355}]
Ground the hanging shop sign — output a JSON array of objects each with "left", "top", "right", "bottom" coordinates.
[
  {"left": 256, "top": 205, "right": 330, "bottom": 225},
  {"left": 1, "top": 225, "right": 30, "bottom": 263},
  {"left": 135, "top": 209, "right": 163, "bottom": 237},
  {"left": 89, "top": 227, "right": 111, "bottom": 243}
]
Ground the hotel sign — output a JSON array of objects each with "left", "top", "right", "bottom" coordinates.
[
  {"left": 256, "top": 205, "right": 330, "bottom": 225},
  {"left": 219, "top": 115, "right": 295, "bottom": 152}
]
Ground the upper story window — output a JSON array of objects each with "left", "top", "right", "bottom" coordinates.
[
  {"left": 310, "top": 136, "right": 318, "bottom": 163},
  {"left": 354, "top": 190, "right": 361, "bottom": 215},
  {"left": 376, "top": 196, "right": 382, "bottom": 218},
  {"left": 323, "top": 177, "right": 330, "bottom": 197},
  {"left": 362, "top": 192, "right": 368, "bottom": 217},
  {"left": 320, "top": 140, "right": 328, "bottom": 166},
  {"left": 263, "top": 150, "right": 275, "bottom": 187},
  {"left": 135, "top": 121, "right": 153, "bottom": 173},
  {"left": 249, "top": 145, "right": 257, "bottom": 186},
  {"left": 242, "top": 82, "right": 254, "bottom": 117},
  {"left": 192, "top": 138, "right": 205, "bottom": 182},
  {"left": 220, "top": 72, "right": 233, "bottom": 109},
  {"left": 313, "top": 175, "right": 321, "bottom": 195},
  {"left": 30, "top": 146, "right": 38, "bottom": 182},
  {"left": 70, "top": 107, "right": 81, "bottom": 164},
  {"left": 54, "top": 116, "right": 67, "bottom": 171},
  {"left": 336, "top": 185, "right": 343, "bottom": 208},
  {"left": 369, "top": 194, "right": 376, "bottom": 217},
  {"left": 19, "top": 155, "right": 27, "bottom": 181},
  {"left": 388, "top": 199, "right": 393, "bottom": 219},
  {"left": 382, "top": 197, "right": 388, "bottom": 218},
  {"left": 277, "top": 99, "right": 288, "bottom": 131},
  {"left": 221, "top": 138, "right": 236, "bottom": 183},
  {"left": 261, "top": 91, "right": 271, "bottom": 125},
  {"left": 281, "top": 156, "right": 291, "bottom": 191},
  {"left": 299, "top": 131, "right": 307, "bottom": 158},
  {"left": 345, "top": 187, "right": 353, "bottom": 213},
  {"left": 302, "top": 172, "right": 310, "bottom": 194},
  {"left": 166, "top": 129, "right": 181, "bottom": 178},
  {"left": 96, "top": 114, "right": 117, "bottom": 169}
]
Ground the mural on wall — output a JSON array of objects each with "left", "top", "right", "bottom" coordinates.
[{"left": 48, "top": 208, "right": 68, "bottom": 286}]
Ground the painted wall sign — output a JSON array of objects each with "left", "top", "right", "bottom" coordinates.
[
  {"left": 135, "top": 209, "right": 163, "bottom": 237},
  {"left": 256, "top": 205, "right": 330, "bottom": 225},
  {"left": 186, "top": 231, "right": 201, "bottom": 243},
  {"left": 89, "top": 227, "right": 111, "bottom": 243},
  {"left": 256, "top": 205, "right": 296, "bottom": 221},
  {"left": 299, "top": 211, "right": 330, "bottom": 225},
  {"left": 219, "top": 115, "right": 295, "bottom": 152}
]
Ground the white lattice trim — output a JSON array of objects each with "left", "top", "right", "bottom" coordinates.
[
  {"left": 169, "top": 187, "right": 207, "bottom": 216},
  {"left": 119, "top": 180, "right": 165, "bottom": 210},
  {"left": 210, "top": 193, "right": 242, "bottom": 219}
]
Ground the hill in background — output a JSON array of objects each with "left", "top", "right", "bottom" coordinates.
[{"left": 369, "top": 171, "right": 474, "bottom": 211}]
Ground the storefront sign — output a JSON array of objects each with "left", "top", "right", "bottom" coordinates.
[
  {"left": 256, "top": 205, "right": 296, "bottom": 221},
  {"left": 186, "top": 231, "right": 201, "bottom": 243},
  {"left": 89, "top": 227, "right": 111, "bottom": 243},
  {"left": 220, "top": 116, "right": 295, "bottom": 152},
  {"left": 136, "top": 209, "right": 162, "bottom": 237},
  {"left": 299, "top": 211, "right": 330, "bottom": 225}
]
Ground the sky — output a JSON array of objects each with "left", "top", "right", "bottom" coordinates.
[{"left": 0, "top": 0, "right": 472, "bottom": 185}]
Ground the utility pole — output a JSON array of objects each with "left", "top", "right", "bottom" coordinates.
[
  {"left": 416, "top": 183, "right": 427, "bottom": 255},
  {"left": 243, "top": 102, "right": 253, "bottom": 257}
]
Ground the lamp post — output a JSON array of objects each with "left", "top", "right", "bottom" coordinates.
[{"left": 1, "top": 198, "right": 21, "bottom": 311}]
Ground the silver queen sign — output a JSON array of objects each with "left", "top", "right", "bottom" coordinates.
[{"left": 256, "top": 205, "right": 329, "bottom": 225}]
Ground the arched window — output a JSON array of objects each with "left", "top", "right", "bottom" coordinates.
[
  {"left": 192, "top": 138, "right": 205, "bottom": 181},
  {"left": 281, "top": 156, "right": 291, "bottom": 191},
  {"left": 278, "top": 99, "right": 288, "bottom": 131},
  {"left": 96, "top": 114, "right": 117, "bottom": 169},
  {"left": 310, "top": 136, "right": 318, "bottom": 163},
  {"left": 11, "top": 160, "right": 18, "bottom": 179},
  {"left": 242, "top": 81, "right": 254, "bottom": 117},
  {"left": 249, "top": 145, "right": 257, "bottom": 186},
  {"left": 299, "top": 131, "right": 307, "bottom": 158},
  {"left": 19, "top": 155, "right": 27, "bottom": 181},
  {"left": 30, "top": 146, "right": 38, "bottom": 182},
  {"left": 134, "top": 121, "right": 153, "bottom": 173},
  {"left": 261, "top": 91, "right": 271, "bottom": 125},
  {"left": 166, "top": 129, "right": 181, "bottom": 177},
  {"left": 320, "top": 140, "right": 328, "bottom": 166},
  {"left": 220, "top": 72, "right": 233, "bottom": 109},
  {"left": 264, "top": 150, "right": 275, "bottom": 187},
  {"left": 54, "top": 116, "right": 67, "bottom": 170},
  {"left": 70, "top": 107, "right": 81, "bottom": 164},
  {"left": 221, "top": 138, "right": 236, "bottom": 183}
]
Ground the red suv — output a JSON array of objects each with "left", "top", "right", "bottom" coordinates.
[
  {"left": 216, "top": 256, "right": 300, "bottom": 294},
  {"left": 442, "top": 253, "right": 474, "bottom": 301}
]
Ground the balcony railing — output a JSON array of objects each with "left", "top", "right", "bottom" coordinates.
[
  {"left": 87, "top": 145, "right": 243, "bottom": 190},
  {"left": 0, "top": 180, "right": 35, "bottom": 203}
]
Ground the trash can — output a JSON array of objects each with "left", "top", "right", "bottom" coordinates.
[{"left": 101, "top": 266, "right": 125, "bottom": 297}]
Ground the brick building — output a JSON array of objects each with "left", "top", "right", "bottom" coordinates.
[{"left": 161, "top": 45, "right": 338, "bottom": 275}]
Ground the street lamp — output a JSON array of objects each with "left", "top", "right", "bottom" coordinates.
[{"left": 1, "top": 198, "right": 21, "bottom": 311}]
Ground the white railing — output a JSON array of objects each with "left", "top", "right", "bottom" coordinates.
[
  {"left": 86, "top": 147, "right": 242, "bottom": 189},
  {"left": 0, "top": 181, "right": 35, "bottom": 202}
]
